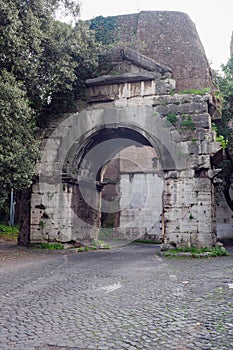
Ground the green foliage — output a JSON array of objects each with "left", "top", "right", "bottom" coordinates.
[
  {"left": 216, "top": 135, "right": 229, "bottom": 149},
  {"left": 41, "top": 20, "right": 101, "bottom": 118},
  {"left": 164, "top": 246, "right": 229, "bottom": 258},
  {"left": 211, "top": 123, "right": 229, "bottom": 149},
  {"left": 211, "top": 122, "right": 218, "bottom": 132},
  {"left": 0, "top": 223, "right": 19, "bottom": 240},
  {"left": 0, "top": 70, "right": 39, "bottom": 209},
  {"left": 39, "top": 220, "right": 46, "bottom": 229},
  {"left": 167, "top": 113, "right": 178, "bottom": 127},
  {"left": 0, "top": 0, "right": 101, "bottom": 121},
  {"left": 180, "top": 114, "right": 196, "bottom": 130},
  {"left": 77, "top": 247, "right": 85, "bottom": 252},
  {"left": 178, "top": 88, "right": 210, "bottom": 95},
  {"left": 98, "top": 240, "right": 110, "bottom": 249},
  {"left": 189, "top": 213, "right": 194, "bottom": 220},
  {"left": 214, "top": 56, "right": 233, "bottom": 210},
  {"left": 209, "top": 246, "right": 229, "bottom": 257},
  {"left": 77, "top": 244, "right": 106, "bottom": 252},
  {"left": 166, "top": 113, "right": 196, "bottom": 131},
  {"left": 0, "top": 223, "right": 19, "bottom": 234},
  {"left": 169, "top": 90, "right": 176, "bottom": 96},
  {"left": 34, "top": 242, "right": 64, "bottom": 250},
  {"left": 90, "top": 16, "right": 117, "bottom": 45},
  {"left": 215, "top": 56, "right": 233, "bottom": 143},
  {"left": 134, "top": 239, "right": 161, "bottom": 244},
  {"left": 0, "top": 0, "right": 101, "bottom": 218}
]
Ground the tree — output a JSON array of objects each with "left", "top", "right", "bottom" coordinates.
[
  {"left": 215, "top": 56, "right": 233, "bottom": 211},
  {"left": 40, "top": 20, "right": 101, "bottom": 120},
  {"left": 216, "top": 56, "right": 233, "bottom": 141},
  {"left": 0, "top": 70, "right": 39, "bottom": 215},
  {"left": 0, "top": 0, "right": 101, "bottom": 228},
  {"left": 0, "top": 0, "right": 101, "bottom": 122}
]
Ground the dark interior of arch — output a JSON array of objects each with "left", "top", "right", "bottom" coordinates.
[
  {"left": 63, "top": 126, "right": 176, "bottom": 181},
  {"left": 63, "top": 126, "right": 169, "bottom": 228}
]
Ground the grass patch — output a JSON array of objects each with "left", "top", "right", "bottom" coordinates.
[
  {"left": 76, "top": 246, "right": 93, "bottom": 252},
  {"left": 163, "top": 246, "right": 229, "bottom": 258},
  {"left": 178, "top": 88, "right": 210, "bottom": 95},
  {"left": 34, "top": 242, "right": 64, "bottom": 250},
  {"left": 134, "top": 239, "right": 161, "bottom": 244},
  {"left": 209, "top": 246, "right": 229, "bottom": 257},
  {"left": 98, "top": 240, "right": 110, "bottom": 249},
  {"left": 0, "top": 223, "right": 19, "bottom": 241},
  {"left": 77, "top": 241, "right": 110, "bottom": 252},
  {"left": 77, "top": 247, "right": 85, "bottom": 252}
]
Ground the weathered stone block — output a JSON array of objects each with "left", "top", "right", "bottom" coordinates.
[
  {"left": 189, "top": 155, "right": 211, "bottom": 169},
  {"left": 154, "top": 79, "right": 176, "bottom": 95},
  {"left": 192, "top": 113, "right": 211, "bottom": 129}
]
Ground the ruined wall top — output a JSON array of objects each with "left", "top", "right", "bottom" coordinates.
[{"left": 92, "top": 11, "right": 212, "bottom": 92}]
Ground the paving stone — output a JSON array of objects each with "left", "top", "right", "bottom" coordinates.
[{"left": 0, "top": 244, "right": 233, "bottom": 349}]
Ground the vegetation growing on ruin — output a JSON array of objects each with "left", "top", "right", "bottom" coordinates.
[
  {"left": 166, "top": 113, "right": 196, "bottom": 131},
  {"left": 90, "top": 16, "right": 117, "bottom": 45},
  {"left": 163, "top": 246, "right": 229, "bottom": 258},
  {"left": 180, "top": 114, "right": 196, "bottom": 130},
  {"left": 178, "top": 88, "right": 210, "bottom": 95},
  {"left": 167, "top": 113, "right": 178, "bottom": 127},
  {"left": 34, "top": 242, "right": 64, "bottom": 250}
]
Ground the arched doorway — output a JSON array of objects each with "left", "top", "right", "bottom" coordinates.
[{"left": 65, "top": 126, "right": 165, "bottom": 245}]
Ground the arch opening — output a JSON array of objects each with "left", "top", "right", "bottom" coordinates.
[{"left": 63, "top": 126, "right": 165, "bottom": 244}]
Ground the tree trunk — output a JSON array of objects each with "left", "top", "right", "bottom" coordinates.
[{"left": 17, "top": 187, "right": 31, "bottom": 247}]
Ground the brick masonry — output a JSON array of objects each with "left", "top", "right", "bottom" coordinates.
[{"left": 99, "top": 11, "right": 213, "bottom": 92}]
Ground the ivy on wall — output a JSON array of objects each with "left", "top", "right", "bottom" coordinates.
[{"left": 90, "top": 16, "right": 117, "bottom": 45}]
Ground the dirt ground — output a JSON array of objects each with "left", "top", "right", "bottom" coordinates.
[{"left": 0, "top": 237, "right": 63, "bottom": 269}]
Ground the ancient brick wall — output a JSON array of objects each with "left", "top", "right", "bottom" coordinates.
[{"left": 98, "top": 11, "right": 212, "bottom": 92}]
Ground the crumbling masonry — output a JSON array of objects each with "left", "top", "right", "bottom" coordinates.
[{"left": 30, "top": 11, "right": 223, "bottom": 247}]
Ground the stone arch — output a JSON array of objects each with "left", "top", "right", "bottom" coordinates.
[
  {"left": 63, "top": 125, "right": 166, "bottom": 243},
  {"left": 31, "top": 104, "right": 184, "bottom": 245},
  {"left": 62, "top": 115, "right": 182, "bottom": 179}
]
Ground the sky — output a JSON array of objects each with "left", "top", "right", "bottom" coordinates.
[{"left": 78, "top": 0, "right": 233, "bottom": 71}]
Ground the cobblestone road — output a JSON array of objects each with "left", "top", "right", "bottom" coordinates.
[{"left": 1, "top": 243, "right": 233, "bottom": 350}]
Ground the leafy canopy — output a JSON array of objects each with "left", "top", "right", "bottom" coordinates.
[
  {"left": 0, "top": 0, "right": 101, "bottom": 216},
  {"left": 0, "top": 70, "right": 39, "bottom": 208},
  {"left": 217, "top": 56, "right": 233, "bottom": 141}
]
